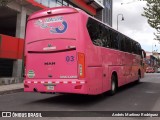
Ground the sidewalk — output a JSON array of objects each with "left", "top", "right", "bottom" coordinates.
[{"left": 0, "top": 83, "right": 23, "bottom": 95}]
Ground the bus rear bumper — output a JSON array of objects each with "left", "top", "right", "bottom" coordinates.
[{"left": 24, "top": 79, "right": 88, "bottom": 95}]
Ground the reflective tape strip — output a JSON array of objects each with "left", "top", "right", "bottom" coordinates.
[
  {"left": 28, "top": 81, "right": 31, "bottom": 84},
  {"left": 55, "top": 81, "right": 60, "bottom": 84},
  {"left": 63, "top": 81, "right": 68, "bottom": 84},
  {"left": 80, "top": 81, "right": 85, "bottom": 84},
  {"left": 72, "top": 81, "right": 76, "bottom": 84},
  {"left": 41, "top": 81, "right": 44, "bottom": 84},
  {"left": 48, "top": 81, "right": 52, "bottom": 84},
  {"left": 26, "top": 81, "right": 86, "bottom": 84},
  {"left": 34, "top": 81, "right": 38, "bottom": 84}
]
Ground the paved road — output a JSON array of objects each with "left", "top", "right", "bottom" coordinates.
[{"left": 0, "top": 73, "right": 160, "bottom": 120}]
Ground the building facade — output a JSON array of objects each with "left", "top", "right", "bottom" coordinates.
[
  {"left": 0, "top": 0, "right": 112, "bottom": 84},
  {"left": 33, "top": 0, "right": 112, "bottom": 25}
]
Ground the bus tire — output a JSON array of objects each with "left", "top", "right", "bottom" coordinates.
[{"left": 109, "top": 74, "right": 117, "bottom": 95}]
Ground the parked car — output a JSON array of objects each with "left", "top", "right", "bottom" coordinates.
[
  {"left": 157, "top": 67, "right": 160, "bottom": 73},
  {"left": 146, "top": 67, "right": 155, "bottom": 73}
]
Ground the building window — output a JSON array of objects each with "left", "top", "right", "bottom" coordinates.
[
  {"left": 35, "top": 0, "right": 102, "bottom": 9},
  {"left": 35, "top": 0, "right": 41, "bottom": 3},
  {"left": 97, "top": 0, "right": 103, "bottom": 3},
  {"left": 49, "top": 0, "right": 56, "bottom": 7},
  {"left": 34, "top": 0, "right": 74, "bottom": 8},
  {"left": 69, "top": 4, "right": 73, "bottom": 7},
  {"left": 63, "top": 1, "right": 68, "bottom": 6},
  {"left": 57, "top": 0, "right": 62, "bottom": 6},
  {"left": 41, "top": 0, "right": 49, "bottom": 7}
]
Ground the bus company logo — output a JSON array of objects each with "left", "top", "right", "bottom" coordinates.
[
  {"left": 35, "top": 16, "right": 68, "bottom": 34},
  {"left": 50, "top": 21, "right": 67, "bottom": 34},
  {"left": 35, "top": 19, "right": 48, "bottom": 29}
]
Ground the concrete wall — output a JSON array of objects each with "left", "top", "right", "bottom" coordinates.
[{"left": 0, "top": 1, "right": 35, "bottom": 85}]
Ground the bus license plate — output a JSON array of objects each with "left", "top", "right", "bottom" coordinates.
[{"left": 47, "top": 86, "right": 54, "bottom": 90}]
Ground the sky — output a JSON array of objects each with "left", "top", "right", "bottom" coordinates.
[{"left": 112, "top": 0, "right": 160, "bottom": 52}]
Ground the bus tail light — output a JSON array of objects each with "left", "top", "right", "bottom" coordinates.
[
  {"left": 78, "top": 53, "right": 85, "bottom": 79},
  {"left": 75, "top": 85, "right": 82, "bottom": 89},
  {"left": 24, "top": 84, "right": 29, "bottom": 88}
]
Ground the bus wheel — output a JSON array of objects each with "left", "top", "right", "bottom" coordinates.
[{"left": 110, "top": 74, "right": 117, "bottom": 95}]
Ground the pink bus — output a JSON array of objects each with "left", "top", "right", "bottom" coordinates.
[{"left": 24, "top": 7, "right": 145, "bottom": 95}]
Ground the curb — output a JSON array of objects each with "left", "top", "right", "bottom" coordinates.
[{"left": 0, "top": 88, "right": 24, "bottom": 95}]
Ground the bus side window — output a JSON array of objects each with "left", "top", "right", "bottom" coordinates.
[
  {"left": 129, "top": 39, "right": 133, "bottom": 53},
  {"left": 137, "top": 44, "right": 142, "bottom": 56},
  {"left": 110, "top": 30, "right": 115, "bottom": 49},
  {"left": 106, "top": 29, "right": 112, "bottom": 48},
  {"left": 125, "top": 38, "right": 132, "bottom": 53},
  {"left": 117, "top": 34, "right": 122, "bottom": 51},
  {"left": 113, "top": 31, "right": 119, "bottom": 50},
  {"left": 87, "top": 18, "right": 104, "bottom": 47},
  {"left": 100, "top": 24, "right": 107, "bottom": 48},
  {"left": 98, "top": 23, "right": 105, "bottom": 47},
  {"left": 120, "top": 36, "right": 125, "bottom": 52},
  {"left": 124, "top": 38, "right": 128, "bottom": 52},
  {"left": 87, "top": 18, "right": 100, "bottom": 46},
  {"left": 135, "top": 43, "right": 140, "bottom": 55},
  {"left": 103, "top": 26, "right": 112, "bottom": 48},
  {"left": 132, "top": 42, "right": 136, "bottom": 54}
]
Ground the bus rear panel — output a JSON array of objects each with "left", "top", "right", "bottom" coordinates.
[{"left": 24, "top": 7, "right": 88, "bottom": 94}]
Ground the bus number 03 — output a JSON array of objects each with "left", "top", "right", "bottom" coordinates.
[{"left": 66, "top": 56, "right": 74, "bottom": 62}]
